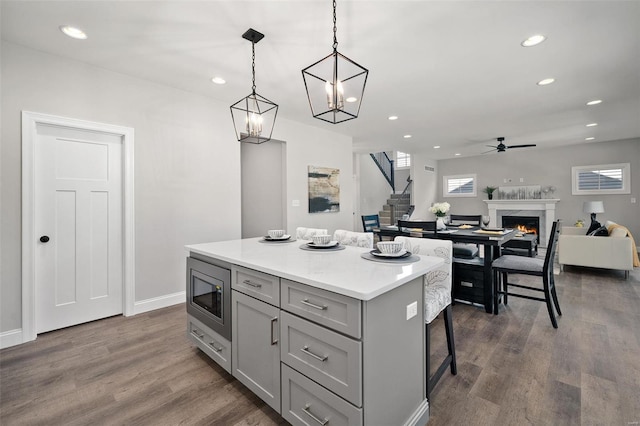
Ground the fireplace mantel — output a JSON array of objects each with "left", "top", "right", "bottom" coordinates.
[{"left": 484, "top": 199, "right": 560, "bottom": 247}]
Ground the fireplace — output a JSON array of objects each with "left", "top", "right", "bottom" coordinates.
[
  {"left": 485, "top": 199, "right": 559, "bottom": 248},
  {"left": 502, "top": 215, "right": 540, "bottom": 243}
]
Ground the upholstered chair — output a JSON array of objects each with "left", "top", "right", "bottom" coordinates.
[
  {"left": 394, "top": 236, "right": 457, "bottom": 400},
  {"left": 333, "top": 229, "right": 374, "bottom": 249},
  {"left": 295, "top": 227, "right": 329, "bottom": 240}
]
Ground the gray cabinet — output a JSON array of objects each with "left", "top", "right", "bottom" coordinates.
[
  {"left": 187, "top": 315, "right": 231, "bottom": 374},
  {"left": 232, "top": 290, "right": 281, "bottom": 413}
]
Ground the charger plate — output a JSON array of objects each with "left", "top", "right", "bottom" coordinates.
[{"left": 360, "top": 252, "right": 420, "bottom": 264}]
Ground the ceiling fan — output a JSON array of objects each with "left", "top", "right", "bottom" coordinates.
[{"left": 484, "top": 137, "right": 537, "bottom": 153}]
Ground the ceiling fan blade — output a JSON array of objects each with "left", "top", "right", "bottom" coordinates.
[
  {"left": 486, "top": 145, "right": 498, "bottom": 148},
  {"left": 482, "top": 148, "right": 497, "bottom": 154},
  {"left": 507, "top": 144, "right": 537, "bottom": 149}
]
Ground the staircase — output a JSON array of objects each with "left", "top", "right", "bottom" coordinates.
[{"left": 379, "top": 194, "right": 411, "bottom": 226}]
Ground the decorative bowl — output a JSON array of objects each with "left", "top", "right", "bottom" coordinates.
[
  {"left": 311, "top": 234, "right": 332, "bottom": 245},
  {"left": 376, "top": 241, "right": 404, "bottom": 254},
  {"left": 268, "top": 229, "right": 285, "bottom": 239}
]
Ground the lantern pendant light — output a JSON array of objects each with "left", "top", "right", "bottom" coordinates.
[
  {"left": 230, "top": 28, "right": 278, "bottom": 144},
  {"left": 302, "top": 0, "right": 369, "bottom": 124}
]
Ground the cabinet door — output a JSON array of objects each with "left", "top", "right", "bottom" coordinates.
[{"left": 232, "top": 290, "right": 281, "bottom": 413}]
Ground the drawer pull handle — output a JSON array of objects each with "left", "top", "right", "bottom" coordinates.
[
  {"left": 270, "top": 317, "right": 278, "bottom": 345},
  {"left": 301, "top": 346, "right": 328, "bottom": 362},
  {"left": 300, "top": 299, "right": 327, "bottom": 311},
  {"left": 208, "top": 341, "right": 223, "bottom": 352},
  {"left": 303, "top": 404, "right": 329, "bottom": 425},
  {"left": 243, "top": 279, "right": 262, "bottom": 288},
  {"left": 191, "top": 329, "right": 204, "bottom": 339}
]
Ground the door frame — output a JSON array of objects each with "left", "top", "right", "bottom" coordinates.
[{"left": 21, "top": 111, "right": 135, "bottom": 343}]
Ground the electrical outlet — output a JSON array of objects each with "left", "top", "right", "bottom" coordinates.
[
  {"left": 632, "top": 197, "right": 637, "bottom": 204},
  {"left": 406, "top": 301, "right": 418, "bottom": 320},
  {"left": 292, "top": 199, "right": 300, "bottom": 207},
  {"left": 520, "top": 178, "right": 524, "bottom": 183}
]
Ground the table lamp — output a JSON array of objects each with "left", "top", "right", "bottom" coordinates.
[{"left": 583, "top": 201, "right": 604, "bottom": 233}]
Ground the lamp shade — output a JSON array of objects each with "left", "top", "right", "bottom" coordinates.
[{"left": 583, "top": 201, "right": 604, "bottom": 214}]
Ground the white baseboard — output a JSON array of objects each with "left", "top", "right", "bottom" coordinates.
[
  {"left": 0, "top": 328, "right": 25, "bottom": 349},
  {"left": 131, "top": 291, "right": 185, "bottom": 315}
]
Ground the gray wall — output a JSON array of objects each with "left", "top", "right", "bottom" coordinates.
[
  {"left": 1, "top": 42, "right": 354, "bottom": 336},
  {"left": 435, "top": 138, "right": 640, "bottom": 239}
]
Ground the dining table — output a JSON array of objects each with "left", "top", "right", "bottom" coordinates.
[{"left": 373, "top": 224, "right": 518, "bottom": 313}]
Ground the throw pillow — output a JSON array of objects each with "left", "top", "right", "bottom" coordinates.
[
  {"left": 586, "top": 220, "right": 601, "bottom": 235},
  {"left": 588, "top": 225, "right": 609, "bottom": 237},
  {"left": 610, "top": 227, "right": 628, "bottom": 238}
]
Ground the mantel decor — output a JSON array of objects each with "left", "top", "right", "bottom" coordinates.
[{"left": 497, "top": 185, "right": 556, "bottom": 200}]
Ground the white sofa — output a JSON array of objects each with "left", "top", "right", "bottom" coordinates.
[{"left": 558, "top": 225, "right": 635, "bottom": 279}]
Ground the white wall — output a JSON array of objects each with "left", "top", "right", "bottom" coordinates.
[
  {"left": 0, "top": 42, "right": 354, "bottom": 337},
  {"left": 356, "top": 153, "right": 392, "bottom": 228},
  {"left": 410, "top": 154, "right": 438, "bottom": 220},
  {"left": 435, "top": 139, "right": 640, "bottom": 239}
]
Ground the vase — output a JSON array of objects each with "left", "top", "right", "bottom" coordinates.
[
  {"left": 488, "top": 193, "right": 493, "bottom": 200},
  {"left": 436, "top": 217, "right": 447, "bottom": 230}
]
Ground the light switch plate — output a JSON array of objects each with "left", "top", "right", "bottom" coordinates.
[{"left": 406, "top": 301, "right": 418, "bottom": 320}]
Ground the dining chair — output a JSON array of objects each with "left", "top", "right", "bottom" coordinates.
[
  {"left": 394, "top": 236, "right": 456, "bottom": 400},
  {"left": 492, "top": 220, "right": 562, "bottom": 328},
  {"left": 361, "top": 214, "right": 380, "bottom": 233},
  {"left": 449, "top": 214, "right": 482, "bottom": 259},
  {"left": 295, "top": 227, "right": 328, "bottom": 240},
  {"left": 333, "top": 229, "right": 374, "bottom": 249},
  {"left": 397, "top": 220, "right": 437, "bottom": 237}
]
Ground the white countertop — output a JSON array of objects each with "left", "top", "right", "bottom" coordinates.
[{"left": 186, "top": 238, "right": 444, "bottom": 301}]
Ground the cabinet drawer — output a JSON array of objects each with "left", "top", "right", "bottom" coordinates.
[
  {"left": 281, "top": 311, "right": 362, "bottom": 406},
  {"left": 187, "top": 315, "right": 231, "bottom": 374},
  {"left": 282, "top": 364, "right": 362, "bottom": 426},
  {"left": 281, "top": 279, "right": 361, "bottom": 338},
  {"left": 232, "top": 265, "right": 280, "bottom": 306}
]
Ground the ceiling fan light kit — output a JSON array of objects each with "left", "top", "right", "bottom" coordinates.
[
  {"left": 302, "top": 0, "right": 369, "bottom": 124},
  {"left": 230, "top": 28, "right": 279, "bottom": 144}
]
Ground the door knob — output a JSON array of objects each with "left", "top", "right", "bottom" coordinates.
[{"left": 40, "top": 236, "right": 50, "bottom": 243}]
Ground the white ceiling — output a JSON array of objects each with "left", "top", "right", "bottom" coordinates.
[{"left": 2, "top": 1, "right": 639, "bottom": 159}]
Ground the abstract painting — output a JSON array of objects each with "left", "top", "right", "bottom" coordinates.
[{"left": 308, "top": 166, "right": 340, "bottom": 213}]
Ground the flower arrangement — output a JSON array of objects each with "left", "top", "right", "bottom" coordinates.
[{"left": 429, "top": 202, "right": 450, "bottom": 217}]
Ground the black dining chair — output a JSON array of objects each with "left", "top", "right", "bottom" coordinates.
[
  {"left": 361, "top": 214, "right": 380, "bottom": 232},
  {"left": 397, "top": 220, "right": 437, "bottom": 237},
  {"left": 492, "top": 220, "right": 562, "bottom": 328},
  {"left": 449, "top": 214, "right": 482, "bottom": 259}
]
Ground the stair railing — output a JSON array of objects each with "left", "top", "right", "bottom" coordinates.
[{"left": 370, "top": 152, "right": 395, "bottom": 191}]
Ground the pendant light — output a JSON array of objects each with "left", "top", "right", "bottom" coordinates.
[
  {"left": 302, "top": 0, "right": 369, "bottom": 124},
  {"left": 230, "top": 28, "right": 278, "bottom": 144}
]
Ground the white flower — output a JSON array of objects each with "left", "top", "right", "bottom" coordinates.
[{"left": 429, "top": 202, "right": 450, "bottom": 216}]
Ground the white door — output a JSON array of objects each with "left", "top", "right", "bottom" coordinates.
[{"left": 34, "top": 123, "right": 123, "bottom": 333}]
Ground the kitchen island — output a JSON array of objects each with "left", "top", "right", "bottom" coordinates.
[{"left": 186, "top": 237, "right": 444, "bottom": 426}]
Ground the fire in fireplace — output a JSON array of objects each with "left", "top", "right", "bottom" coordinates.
[{"left": 502, "top": 215, "right": 540, "bottom": 242}]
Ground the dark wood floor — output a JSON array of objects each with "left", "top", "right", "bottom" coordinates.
[{"left": 1, "top": 266, "right": 639, "bottom": 425}]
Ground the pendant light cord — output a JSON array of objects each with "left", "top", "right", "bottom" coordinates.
[{"left": 332, "top": 0, "right": 338, "bottom": 51}]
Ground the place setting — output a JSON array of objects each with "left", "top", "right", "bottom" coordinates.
[
  {"left": 299, "top": 234, "right": 345, "bottom": 251},
  {"left": 259, "top": 229, "right": 297, "bottom": 243},
  {"left": 360, "top": 241, "right": 420, "bottom": 264}
]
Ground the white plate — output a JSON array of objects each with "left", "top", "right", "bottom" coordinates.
[
  {"left": 370, "top": 249, "right": 409, "bottom": 258},
  {"left": 264, "top": 234, "right": 291, "bottom": 241},
  {"left": 307, "top": 240, "right": 339, "bottom": 248}
]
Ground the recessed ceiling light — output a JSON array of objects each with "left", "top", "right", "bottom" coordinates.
[
  {"left": 388, "top": 115, "right": 398, "bottom": 121},
  {"left": 403, "top": 135, "right": 412, "bottom": 139},
  {"left": 521, "top": 34, "right": 546, "bottom": 47},
  {"left": 586, "top": 123, "right": 598, "bottom": 127},
  {"left": 60, "top": 25, "right": 87, "bottom": 40},
  {"left": 586, "top": 99, "right": 602, "bottom": 106},
  {"left": 211, "top": 76, "right": 226, "bottom": 85},
  {"left": 433, "top": 145, "right": 441, "bottom": 149},
  {"left": 454, "top": 153, "right": 461, "bottom": 156},
  {"left": 346, "top": 97, "right": 358, "bottom": 103},
  {"left": 585, "top": 137, "right": 595, "bottom": 141},
  {"left": 537, "top": 78, "right": 555, "bottom": 86}
]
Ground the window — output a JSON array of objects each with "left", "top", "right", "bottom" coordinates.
[
  {"left": 443, "top": 174, "right": 477, "bottom": 197},
  {"left": 572, "top": 163, "right": 630, "bottom": 195},
  {"left": 396, "top": 151, "right": 411, "bottom": 168}
]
